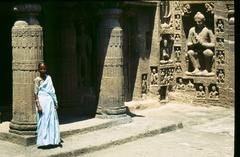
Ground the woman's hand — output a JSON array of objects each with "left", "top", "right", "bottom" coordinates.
[
  {"left": 37, "top": 105, "right": 42, "bottom": 113},
  {"left": 55, "top": 103, "right": 58, "bottom": 110}
]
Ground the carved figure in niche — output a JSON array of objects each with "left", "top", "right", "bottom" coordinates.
[
  {"left": 175, "top": 20, "right": 181, "bottom": 30},
  {"left": 164, "top": 73, "right": 169, "bottom": 85},
  {"left": 176, "top": 78, "right": 185, "bottom": 90},
  {"left": 160, "top": 69, "right": 165, "bottom": 83},
  {"left": 216, "top": 19, "right": 224, "bottom": 33},
  {"left": 174, "top": 46, "right": 181, "bottom": 61},
  {"left": 216, "top": 50, "right": 224, "bottom": 64},
  {"left": 217, "top": 38, "right": 224, "bottom": 48},
  {"left": 205, "top": 3, "right": 214, "bottom": 14},
  {"left": 160, "top": 37, "right": 174, "bottom": 64},
  {"left": 185, "top": 12, "right": 215, "bottom": 76},
  {"left": 76, "top": 23, "right": 92, "bottom": 87},
  {"left": 209, "top": 85, "right": 219, "bottom": 98},
  {"left": 175, "top": 34, "right": 181, "bottom": 42},
  {"left": 141, "top": 75, "right": 148, "bottom": 96},
  {"left": 174, "top": 1, "right": 180, "bottom": 11},
  {"left": 175, "top": 14, "right": 181, "bottom": 20},
  {"left": 182, "top": 4, "right": 191, "bottom": 15},
  {"left": 196, "top": 85, "right": 205, "bottom": 98},
  {"left": 175, "top": 64, "right": 182, "bottom": 73},
  {"left": 150, "top": 68, "right": 158, "bottom": 85},
  {"left": 187, "top": 79, "right": 194, "bottom": 89},
  {"left": 160, "top": 1, "right": 172, "bottom": 28},
  {"left": 169, "top": 69, "right": 174, "bottom": 84},
  {"left": 217, "top": 69, "right": 225, "bottom": 83}
]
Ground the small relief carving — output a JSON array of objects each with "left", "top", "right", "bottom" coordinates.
[
  {"left": 174, "top": 1, "right": 180, "bottom": 11},
  {"left": 186, "top": 79, "right": 195, "bottom": 90},
  {"left": 174, "top": 34, "right": 181, "bottom": 42},
  {"left": 216, "top": 50, "right": 225, "bottom": 64},
  {"left": 217, "top": 69, "right": 225, "bottom": 83},
  {"left": 216, "top": 37, "right": 224, "bottom": 49},
  {"left": 175, "top": 64, "right": 182, "bottom": 73},
  {"left": 216, "top": 19, "right": 224, "bottom": 33},
  {"left": 175, "top": 77, "right": 185, "bottom": 90},
  {"left": 175, "top": 14, "right": 181, "bottom": 20},
  {"left": 160, "top": 35, "right": 174, "bottom": 64},
  {"left": 150, "top": 67, "right": 158, "bottom": 85},
  {"left": 175, "top": 20, "right": 181, "bottom": 30},
  {"left": 141, "top": 74, "right": 148, "bottom": 97},
  {"left": 205, "top": 3, "right": 214, "bottom": 14},
  {"left": 196, "top": 85, "right": 205, "bottom": 98},
  {"left": 160, "top": 1, "right": 173, "bottom": 28},
  {"left": 181, "top": 4, "right": 191, "bottom": 15},
  {"left": 160, "top": 68, "right": 174, "bottom": 86},
  {"left": 168, "top": 69, "right": 174, "bottom": 84},
  {"left": 208, "top": 85, "right": 219, "bottom": 99},
  {"left": 174, "top": 46, "right": 181, "bottom": 62}
]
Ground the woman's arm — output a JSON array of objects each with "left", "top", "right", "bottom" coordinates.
[
  {"left": 34, "top": 94, "right": 42, "bottom": 113},
  {"left": 34, "top": 78, "right": 42, "bottom": 113}
]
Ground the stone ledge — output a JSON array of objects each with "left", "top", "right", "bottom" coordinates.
[
  {"left": 0, "top": 116, "right": 132, "bottom": 146},
  {"left": 0, "top": 132, "right": 35, "bottom": 146},
  {"left": 27, "top": 120, "right": 183, "bottom": 157}
]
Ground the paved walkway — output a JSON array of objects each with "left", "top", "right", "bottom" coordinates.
[{"left": 0, "top": 101, "right": 234, "bottom": 157}]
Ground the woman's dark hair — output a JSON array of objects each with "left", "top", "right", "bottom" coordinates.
[{"left": 38, "top": 62, "right": 45, "bottom": 69}]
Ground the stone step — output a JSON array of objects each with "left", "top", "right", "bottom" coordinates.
[
  {"left": 0, "top": 116, "right": 132, "bottom": 146},
  {"left": 26, "top": 116, "right": 183, "bottom": 157}
]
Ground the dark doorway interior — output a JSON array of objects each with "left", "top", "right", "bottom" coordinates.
[
  {"left": 0, "top": 3, "right": 14, "bottom": 122},
  {"left": 40, "top": 2, "right": 101, "bottom": 123}
]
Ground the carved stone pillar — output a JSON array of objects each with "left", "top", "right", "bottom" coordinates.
[
  {"left": 9, "top": 4, "right": 43, "bottom": 135},
  {"left": 97, "top": 8, "right": 127, "bottom": 118}
]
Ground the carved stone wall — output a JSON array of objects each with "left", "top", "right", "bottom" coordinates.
[
  {"left": 128, "top": 1, "right": 234, "bottom": 107},
  {"left": 167, "top": 1, "right": 234, "bottom": 106},
  {"left": 132, "top": 7, "right": 154, "bottom": 99}
]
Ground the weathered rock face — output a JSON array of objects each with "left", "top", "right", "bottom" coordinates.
[{"left": 9, "top": 4, "right": 43, "bottom": 135}]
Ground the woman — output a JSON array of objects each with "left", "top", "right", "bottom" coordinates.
[{"left": 34, "top": 62, "right": 60, "bottom": 147}]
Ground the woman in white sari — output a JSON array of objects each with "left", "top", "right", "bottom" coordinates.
[{"left": 34, "top": 62, "right": 60, "bottom": 147}]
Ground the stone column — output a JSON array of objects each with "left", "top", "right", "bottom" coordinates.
[
  {"left": 9, "top": 4, "right": 43, "bottom": 135},
  {"left": 96, "top": 8, "right": 127, "bottom": 118}
]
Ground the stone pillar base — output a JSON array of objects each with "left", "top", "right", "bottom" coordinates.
[
  {"left": 95, "top": 114, "right": 129, "bottom": 119},
  {"left": 96, "top": 106, "right": 127, "bottom": 119},
  {"left": 9, "top": 120, "right": 36, "bottom": 135}
]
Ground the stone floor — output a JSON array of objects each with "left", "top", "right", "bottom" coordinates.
[{"left": 0, "top": 101, "right": 234, "bottom": 157}]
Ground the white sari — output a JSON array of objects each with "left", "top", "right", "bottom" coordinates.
[{"left": 34, "top": 75, "right": 60, "bottom": 146}]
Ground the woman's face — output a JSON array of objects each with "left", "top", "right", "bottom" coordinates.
[{"left": 39, "top": 64, "right": 46, "bottom": 75}]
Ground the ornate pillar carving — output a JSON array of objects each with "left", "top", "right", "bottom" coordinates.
[
  {"left": 96, "top": 8, "right": 127, "bottom": 118},
  {"left": 9, "top": 4, "right": 43, "bottom": 135}
]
